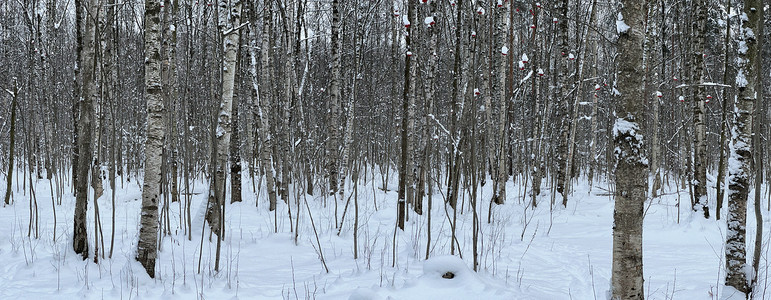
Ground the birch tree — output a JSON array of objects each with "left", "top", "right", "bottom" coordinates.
[
  {"left": 415, "top": 0, "right": 438, "bottom": 213},
  {"left": 490, "top": 0, "right": 509, "bottom": 205},
  {"left": 136, "top": 0, "right": 165, "bottom": 278},
  {"left": 326, "top": 0, "right": 341, "bottom": 197},
  {"left": 723, "top": 0, "right": 761, "bottom": 296},
  {"left": 73, "top": 0, "right": 100, "bottom": 260},
  {"left": 610, "top": 0, "right": 648, "bottom": 298},
  {"left": 555, "top": 0, "right": 571, "bottom": 207},
  {"left": 691, "top": 0, "right": 709, "bottom": 218},
  {"left": 206, "top": 0, "right": 243, "bottom": 239},
  {"left": 255, "top": 0, "right": 278, "bottom": 212},
  {"left": 3, "top": 79, "right": 17, "bottom": 206},
  {"left": 397, "top": 0, "right": 416, "bottom": 230}
]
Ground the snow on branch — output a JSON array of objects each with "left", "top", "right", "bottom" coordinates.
[
  {"left": 428, "top": 114, "right": 461, "bottom": 156},
  {"left": 223, "top": 21, "right": 250, "bottom": 36},
  {"left": 616, "top": 12, "right": 630, "bottom": 34},
  {"left": 674, "top": 82, "right": 732, "bottom": 88}
]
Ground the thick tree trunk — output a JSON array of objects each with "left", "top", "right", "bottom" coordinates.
[
  {"left": 207, "top": 0, "right": 243, "bottom": 235},
  {"left": 555, "top": 0, "right": 571, "bottom": 207},
  {"left": 326, "top": 0, "right": 341, "bottom": 196},
  {"left": 691, "top": 0, "right": 708, "bottom": 218},
  {"left": 72, "top": 0, "right": 83, "bottom": 196},
  {"left": 229, "top": 35, "right": 243, "bottom": 204},
  {"left": 416, "top": 0, "right": 438, "bottom": 213},
  {"left": 251, "top": 1, "right": 277, "bottom": 211},
  {"left": 724, "top": 0, "right": 760, "bottom": 296},
  {"left": 338, "top": 4, "right": 361, "bottom": 216},
  {"left": 74, "top": 0, "right": 99, "bottom": 261},
  {"left": 446, "top": 0, "right": 465, "bottom": 210},
  {"left": 491, "top": 0, "right": 509, "bottom": 205},
  {"left": 610, "top": 1, "right": 648, "bottom": 299},
  {"left": 136, "top": 0, "right": 165, "bottom": 278},
  {"left": 397, "top": 0, "right": 416, "bottom": 230}
]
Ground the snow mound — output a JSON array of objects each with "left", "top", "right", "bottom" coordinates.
[
  {"left": 421, "top": 255, "right": 476, "bottom": 282},
  {"left": 347, "top": 256, "right": 513, "bottom": 300},
  {"left": 720, "top": 286, "right": 747, "bottom": 300},
  {"left": 348, "top": 288, "right": 384, "bottom": 300}
]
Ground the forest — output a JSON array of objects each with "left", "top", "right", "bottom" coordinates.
[{"left": 0, "top": 0, "right": 769, "bottom": 299}]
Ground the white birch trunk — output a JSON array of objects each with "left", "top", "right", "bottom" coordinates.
[
  {"left": 691, "top": 0, "right": 709, "bottom": 218},
  {"left": 326, "top": 0, "right": 342, "bottom": 196},
  {"left": 723, "top": 0, "right": 760, "bottom": 296},
  {"left": 206, "top": 0, "right": 243, "bottom": 232},
  {"left": 610, "top": 0, "right": 648, "bottom": 298},
  {"left": 136, "top": 0, "right": 165, "bottom": 278}
]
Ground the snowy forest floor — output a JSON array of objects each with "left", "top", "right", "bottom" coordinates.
[{"left": 0, "top": 169, "right": 769, "bottom": 299}]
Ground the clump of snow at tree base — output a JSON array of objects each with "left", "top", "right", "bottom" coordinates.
[{"left": 0, "top": 169, "right": 769, "bottom": 299}]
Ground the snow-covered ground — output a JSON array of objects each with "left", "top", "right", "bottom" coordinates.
[{"left": 0, "top": 170, "right": 768, "bottom": 299}]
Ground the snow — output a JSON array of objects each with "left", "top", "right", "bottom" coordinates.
[
  {"left": 215, "top": 124, "right": 225, "bottom": 137},
  {"left": 501, "top": 45, "right": 508, "bottom": 55},
  {"left": 519, "top": 70, "right": 534, "bottom": 84},
  {"left": 0, "top": 168, "right": 769, "bottom": 300},
  {"left": 737, "top": 40, "right": 748, "bottom": 54},
  {"left": 720, "top": 286, "right": 747, "bottom": 300},
  {"left": 612, "top": 118, "right": 639, "bottom": 138},
  {"left": 745, "top": 28, "right": 755, "bottom": 39},
  {"left": 736, "top": 69, "right": 748, "bottom": 87},
  {"left": 616, "top": 12, "right": 630, "bottom": 34},
  {"left": 424, "top": 16, "right": 434, "bottom": 27}
]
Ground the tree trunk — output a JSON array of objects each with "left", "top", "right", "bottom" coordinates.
[
  {"left": 716, "top": 0, "right": 732, "bottom": 220},
  {"left": 136, "top": 0, "right": 165, "bottom": 278},
  {"left": 250, "top": 1, "right": 277, "bottom": 211},
  {"left": 555, "top": 0, "right": 571, "bottom": 207},
  {"left": 206, "top": 0, "right": 243, "bottom": 236},
  {"left": 610, "top": 1, "right": 648, "bottom": 299},
  {"left": 74, "top": 0, "right": 99, "bottom": 261},
  {"left": 724, "top": 0, "right": 760, "bottom": 296},
  {"left": 3, "top": 80, "right": 18, "bottom": 205},
  {"left": 397, "top": 0, "right": 416, "bottom": 230},
  {"left": 72, "top": 0, "right": 83, "bottom": 196},
  {"left": 491, "top": 0, "right": 509, "bottom": 205},
  {"left": 326, "top": 0, "right": 341, "bottom": 197},
  {"left": 229, "top": 34, "right": 243, "bottom": 204},
  {"left": 416, "top": 0, "right": 438, "bottom": 213},
  {"left": 691, "top": 0, "right": 708, "bottom": 218},
  {"left": 446, "top": 0, "right": 466, "bottom": 210}
]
